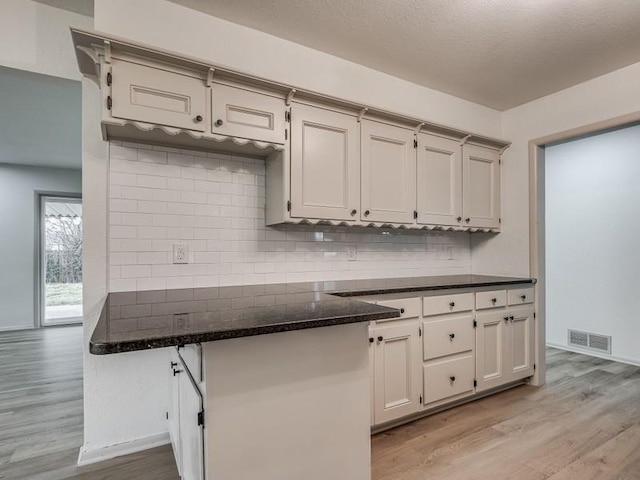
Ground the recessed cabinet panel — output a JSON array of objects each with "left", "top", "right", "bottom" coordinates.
[
  {"left": 463, "top": 144, "right": 501, "bottom": 228},
  {"left": 423, "top": 314, "right": 474, "bottom": 361},
  {"left": 290, "top": 104, "right": 360, "bottom": 221},
  {"left": 507, "top": 287, "right": 535, "bottom": 306},
  {"left": 508, "top": 307, "right": 535, "bottom": 381},
  {"left": 376, "top": 297, "right": 421, "bottom": 321},
  {"left": 416, "top": 133, "right": 462, "bottom": 226},
  {"left": 111, "top": 60, "right": 206, "bottom": 131},
  {"left": 361, "top": 120, "right": 416, "bottom": 223},
  {"left": 423, "top": 353, "right": 474, "bottom": 405},
  {"left": 423, "top": 293, "right": 474, "bottom": 316},
  {"left": 475, "top": 311, "right": 506, "bottom": 392},
  {"left": 373, "top": 322, "right": 421, "bottom": 425},
  {"left": 476, "top": 290, "right": 507, "bottom": 310},
  {"left": 211, "top": 83, "right": 285, "bottom": 144}
]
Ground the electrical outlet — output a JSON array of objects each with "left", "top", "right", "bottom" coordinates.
[
  {"left": 173, "top": 244, "right": 188, "bottom": 264},
  {"left": 347, "top": 245, "right": 357, "bottom": 261}
]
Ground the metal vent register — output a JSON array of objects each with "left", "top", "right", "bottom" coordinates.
[{"left": 568, "top": 329, "right": 611, "bottom": 354}]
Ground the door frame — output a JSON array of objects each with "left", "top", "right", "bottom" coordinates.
[
  {"left": 36, "top": 191, "right": 83, "bottom": 328},
  {"left": 528, "top": 111, "right": 640, "bottom": 386}
]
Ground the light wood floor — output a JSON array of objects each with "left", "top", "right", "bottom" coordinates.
[
  {"left": 1, "top": 328, "right": 639, "bottom": 479},
  {"left": 372, "top": 348, "right": 640, "bottom": 480},
  {"left": 0, "top": 327, "right": 178, "bottom": 480}
]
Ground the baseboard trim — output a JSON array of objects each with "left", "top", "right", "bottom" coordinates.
[
  {"left": 77, "top": 432, "right": 171, "bottom": 467},
  {"left": 546, "top": 342, "right": 640, "bottom": 367},
  {"left": 0, "top": 325, "right": 35, "bottom": 332}
]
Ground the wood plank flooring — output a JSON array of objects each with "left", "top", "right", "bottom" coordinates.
[
  {"left": 0, "top": 327, "right": 178, "bottom": 480},
  {"left": 371, "top": 348, "right": 640, "bottom": 480},
  {"left": 1, "top": 328, "right": 638, "bottom": 479}
]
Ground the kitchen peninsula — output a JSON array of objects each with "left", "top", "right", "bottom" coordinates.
[{"left": 91, "top": 274, "right": 535, "bottom": 480}]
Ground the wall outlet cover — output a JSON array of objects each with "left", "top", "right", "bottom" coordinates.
[{"left": 173, "top": 243, "right": 188, "bottom": 264}]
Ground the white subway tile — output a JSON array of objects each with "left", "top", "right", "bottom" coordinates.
[
  {"left": 137, "top": 175, "right": 167, "bottom": 189},
  {"left": 138, "top": 149, "right": 168, "bottom": 164}
]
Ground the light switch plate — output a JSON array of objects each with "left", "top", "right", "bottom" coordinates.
[{"left": 173, "top": 244, "right": 188, "bottom": 264}]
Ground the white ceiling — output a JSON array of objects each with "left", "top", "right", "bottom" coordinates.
[
  {"left": 31, "top": 0, "right": 94, "bottom": 17},
  {"left": 0, "top": 66, "right": 82, "bottom": 169},
  {"left": 170, "top": 0, "right": 640, "bottom": 110}
]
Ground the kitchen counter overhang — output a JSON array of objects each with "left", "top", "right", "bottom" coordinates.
[{"left": 90, "top": 274, "right": 535, "bottom": 355}]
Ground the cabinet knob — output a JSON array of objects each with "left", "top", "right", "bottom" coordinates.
[
  {"left": 449, "top": 302, "right": 455, "bottom": 308},
  {"left": 456, "top": 216, "right": 462, "bottom": 222},
  {"left": 510, "top": 316, "right": 515, "bottom": 321},
  {"left": 504, "top": 316, "right": 509, "bottom": 322},
  {"left": 465, "top": 218, "right": 470, "bottom": 223},
  {"left": 195, "top": 115, "right": 203, "bottom": 122},
  {"left": 215, "top": 119, "right": 224, "bottom": 127},
  {"left": 170, "top": 361, "right": 178, "bottom": 368},
  {"left": 449, "top": 376, "right": 456, "bottom": 382},
  {"left": 449, "top": 333, "right": 455, "bottom": 340},
  {"left": 172, "top": 368, "right": 183, "bottom": 376},
  {"left": 491, "top": 298, "right": 497, "bottom": 304},
  {"left": 351, "top": 209, "right": 357, "bottom": 216},
  {"left": 377, "top": 336, "right": 383, "bottom": 342},
  {"left": 400, "top": 308, "right": 405, "bottom": 314},
  {"left": 364, "top": 210, "right": 370, "bottom": 216},
  {"left": 521, "top": 294, "right": 527, "bottom": 301},
  {"left": 369, "top": 337, "right": 374, "bottom": 343}
]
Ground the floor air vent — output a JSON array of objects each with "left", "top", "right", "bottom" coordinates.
[{"left": 568, "top": 329, "right": 611, "bottom": 354}]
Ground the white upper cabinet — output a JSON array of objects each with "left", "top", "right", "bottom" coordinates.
[
  {"left": 462, "top": 144, "right": 501, "bottom": 229},
  {"left": 211, "top": 83, "right": 286, "bottom": 144},
  {"left": 361, "top": 120, "right": 416, "bottom": 224},
  {"left": 416, "top": 133, "right": 463, "bottom": 227},
  {"left": 110, "top": 59, "right": 206, "bottom": 131},
  {"left": 290, "top": 103, "right": 360, "bottom": 221}
]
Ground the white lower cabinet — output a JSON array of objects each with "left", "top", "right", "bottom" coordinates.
[
  {"left": 368, "top": 285, "right": 535, "bottom": 428},
  {"left": 168, "top": 347, "right": 205, "bottom": 480}
]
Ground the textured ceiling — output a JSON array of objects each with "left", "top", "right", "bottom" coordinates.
[
  {"left": 169, "top": 0, "right": 640, "bottom": 110},
  {"left": 0, "top": 67, "right": 82, "bottom": 169}
]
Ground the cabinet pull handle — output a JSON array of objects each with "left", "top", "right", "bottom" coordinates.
[
  {"left": 491, "top": 298, "right": 497, "bottom": 304},
  {"left": 457, "top": 216, "right": 462, "bottom": 222},
  {"left": 465, "top": 218, "right": 470, "bottom": 223},
  {"left": 521, "top": 294, "right": 527, "bottom": 301},
  {"left": 195, "top": 115, "right": 203, "bottom": 122},
  {"left": 504, "top": 316, "right": 509, "bottom": 322},
  {"left": 351, "top": 209, "right": 357, "bottom": 216},
  {"left": 364, "top": 210, "right": 370, "bottom": 216},
  {"left": 449, "top": 302, "right": 455, "bottom": 307},
  {"left": 450, "top": 376, "right": 456, "bottom": 382},
  {"left": 369, "top": 337, "right": 374, "bottom": 343},
  {"left": 510, "top": 316, "right": 514, "bottom": 321},
  {"left": 172, "top": 368, "right": 183, "bottom": 376},
  {"left": 377, "top": 336, "right": 383, "bottom": 342},
  {"left": 170, "top": 361, "right": 178, "bottom": 368},
  {"left": 400, "top": 308, "right": 405, "bottom": 314},
  {"left": 449, "top": 333, "right": 455, "bottom": 340},
  {"left": 215, "top": 119, "right": 224, "bottom": 127}
]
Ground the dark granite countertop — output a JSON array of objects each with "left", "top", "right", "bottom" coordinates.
[{"left": 91, "top": 274, "right": 535, "bottom": 354}]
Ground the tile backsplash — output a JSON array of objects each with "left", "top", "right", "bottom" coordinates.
[{"left": 108, "top": 142, "right": 471, "bottom": 292}]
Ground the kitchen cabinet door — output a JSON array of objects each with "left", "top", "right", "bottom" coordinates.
[
  {"left": 178, "top": 368, "right": 205, "bottom": 480},
  {"left": 462, "top": 144, "right": 501, "bottom": 229},
  {"left": 361, "top": 120, "right": 416, "bottom": 223},
  {"left": 290, "top": 103, "right": 360, "bottom": 221},
  {"left": 211, "top": 83, "right": 286, "bottom": 144},
  {"left": 168, "top": 350, "right": 182, "bottom": 476},
  {"left": 111, "top": 59, "right": 206, "bottom": 131},
  {"left": 416, "top": 133, "right": 462, "bottom": 227},
  {"left": 373, "top": 321, "right": 422, "bottom": 425},
  {"left": 475, "top": 311, "right": 507, "bottom": 392},
  {"left": 506, "top": 306, "right": 535, "bottom": 382}
]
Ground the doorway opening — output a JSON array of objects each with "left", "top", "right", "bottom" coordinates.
[{"left": 39, "top": 195, "right": 83, "bottom": 326}]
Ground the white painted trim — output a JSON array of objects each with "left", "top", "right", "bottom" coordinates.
[
  {"left": 546, "top": 342, "right": 640, "bottom": 367},
  {"left": 0, "top": 325, "right": 36, "bottom": 332},
  {"left": 76, "top": 432, "right": 171, "bottom": 466}
]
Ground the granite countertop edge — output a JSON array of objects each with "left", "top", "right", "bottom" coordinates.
[{"left": 90, "top": 275, "right": 536, "bottom": 355}]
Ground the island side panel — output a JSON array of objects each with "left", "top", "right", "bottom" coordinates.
[{"left": 202, "top": 323, "right": 371, "bottom": 480}]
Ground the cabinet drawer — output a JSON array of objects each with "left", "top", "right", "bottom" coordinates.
[
  {"left": 111, "top": 60, "right": 206, "bottom": 131},
  {"left": 476, "top": 290, "right": 507, "bottom": 310},
  {"left": 423, "top": 353, "right": 475, "bottom": 405},
  {"left": 423, "top": 314, "right": 474, "bottom": 360},
  {"left": 376, "top": 297, "right": 421, "bottom": 320},
  {"left": 508, "top": 287, "right": 534, "bottom": 306},
  {"left": 211, "top": 83, "right": 286, "bottom": 144},
  {"left": 423, "top": 293, "right": 473, "bottom": 316}
]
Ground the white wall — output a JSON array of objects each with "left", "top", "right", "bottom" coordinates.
[
  {"left": 472, "top": 61, "right": 640, "bottom": 276},
  {"left": 82, "top": 0, "right": 507, "bottom": 458},
  {"left": 0, "top": 164, "right": 81, "bottom": 331},
  {"left": 545, "top": 124, "right": 640, "bottom": 365},
  {"left": 0, "top": 0, "right": 92, "bottom": 80}
]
